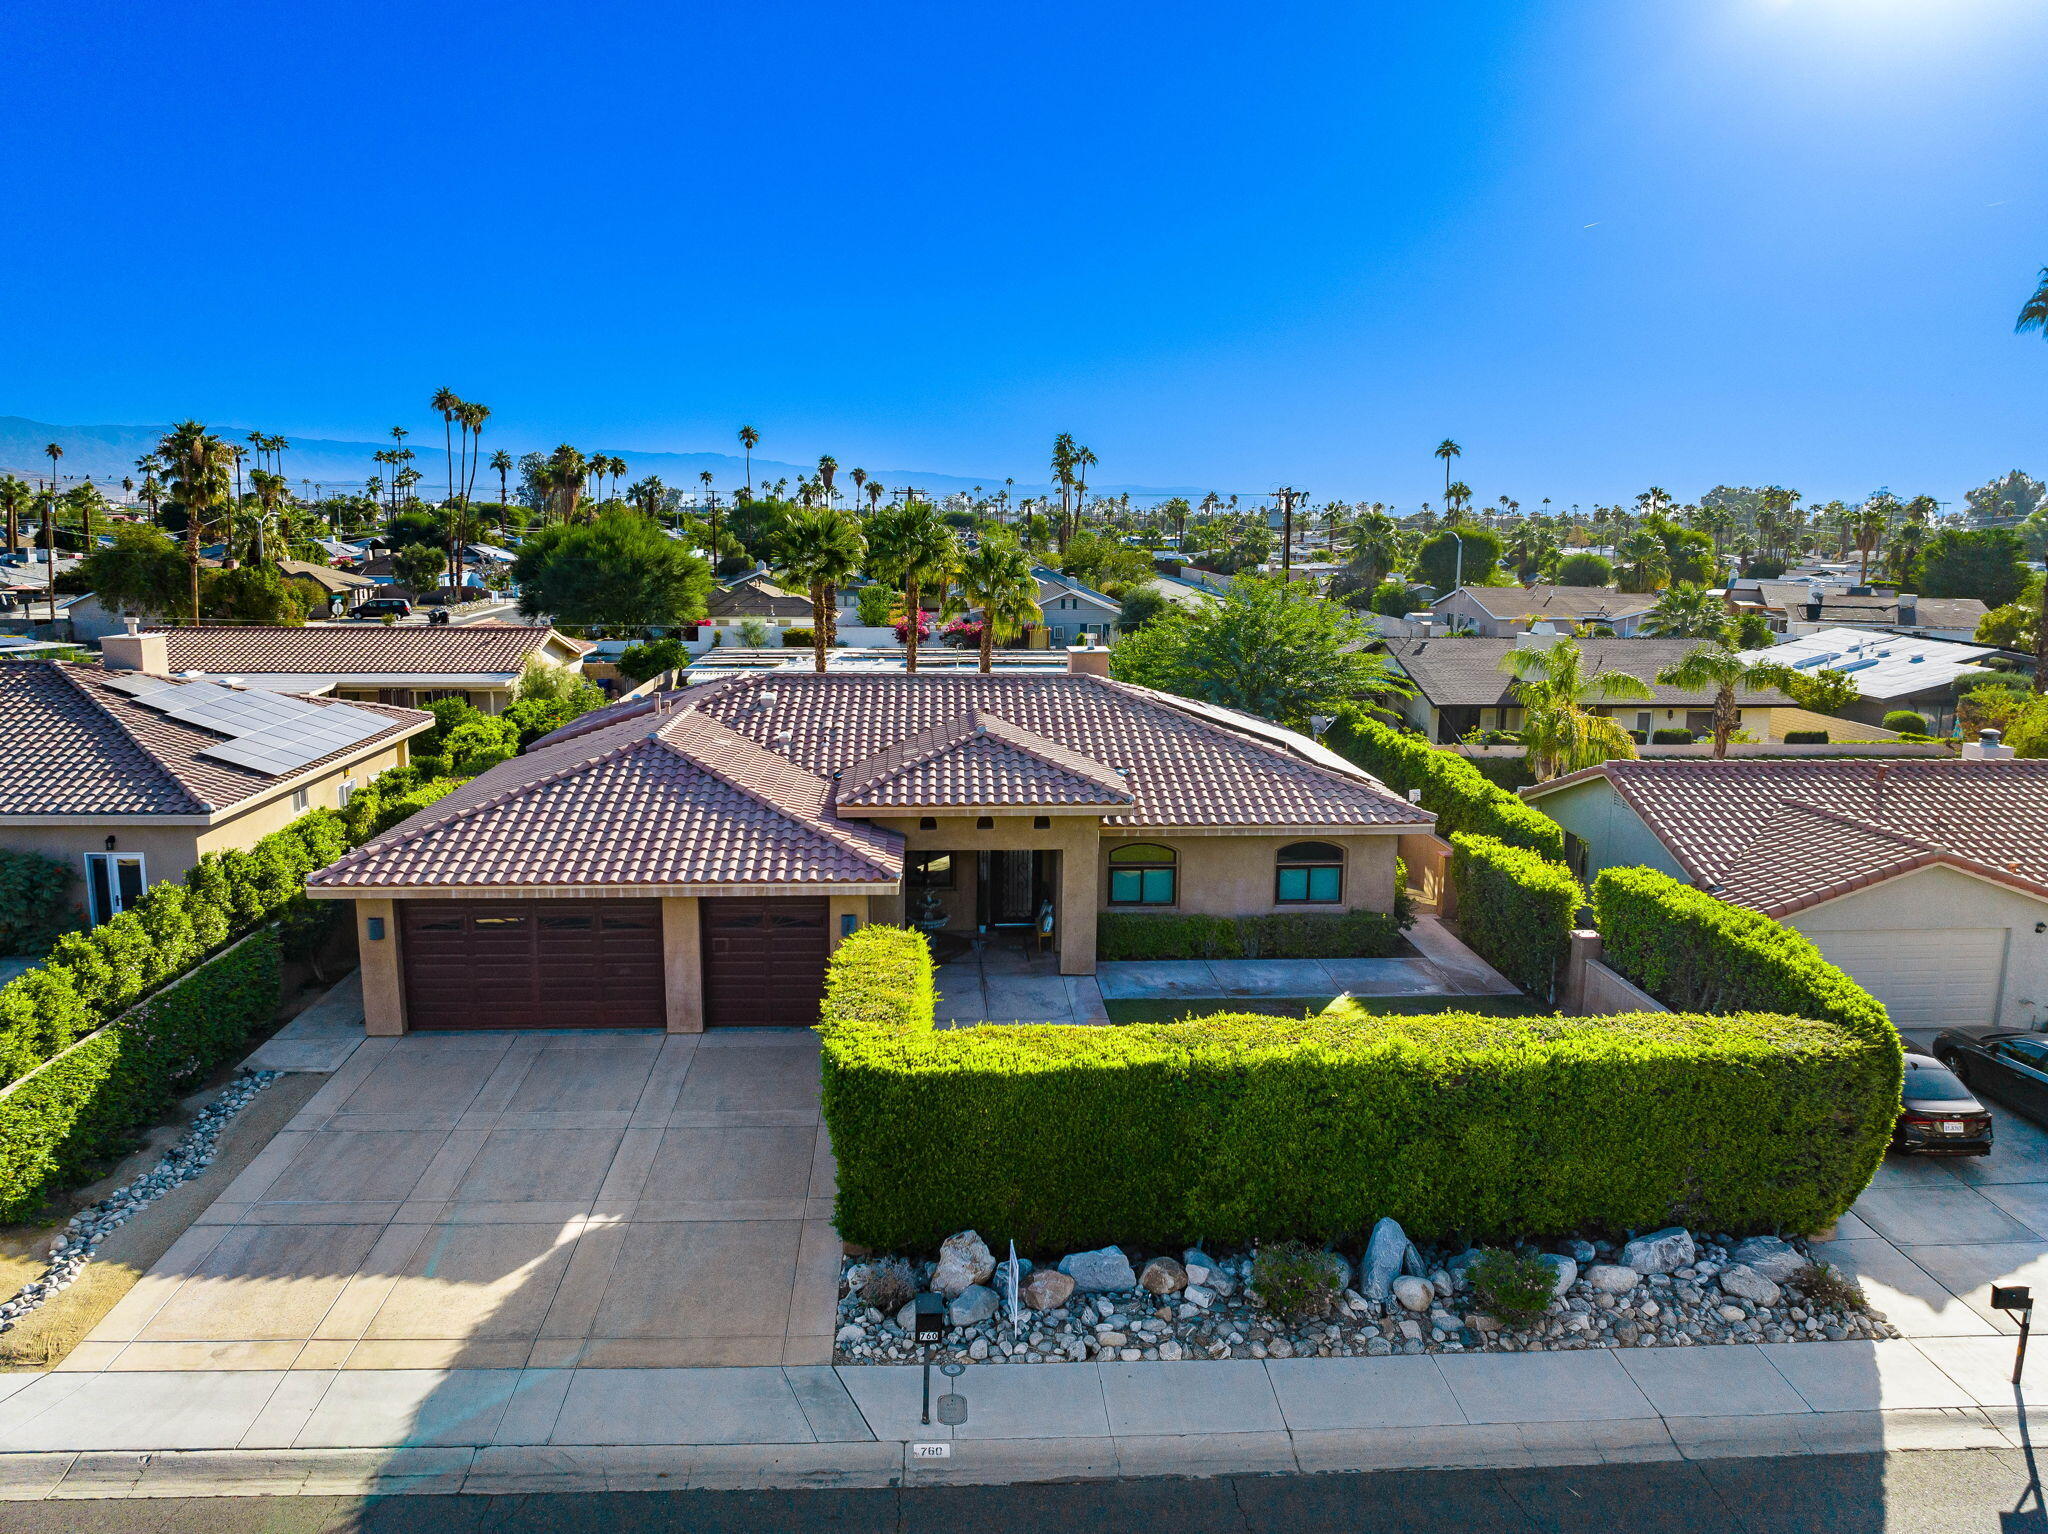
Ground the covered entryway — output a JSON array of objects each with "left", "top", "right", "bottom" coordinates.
[
  {"left": 701, "top": 897, "right": 830, "bottom": 1026},
  {"left": 400, "top": 899, "right": 665, "bottom": 1030},
  {"left": 1807, "top": 927, "right": 2009, "bottom": 1028}
]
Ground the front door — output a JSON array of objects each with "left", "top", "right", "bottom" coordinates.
[
  {"left": 700, "top": 898, "right": 830, "bottom": 1026},
  {"left": 980, "top": 850, "right": 1038, "bottom": 926}
]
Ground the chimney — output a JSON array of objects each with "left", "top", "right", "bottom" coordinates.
[
  {"left": 101, "top": 630, "right": 169, "bottom": 674},
  {"left": 1897, "top": 591, "right": 1918, "bottom": 623},
  {"left": 1962, "top": 728, "right": 2016, "bottom": 762},
  {"left": 1066, "top": 640, "right": 1111, "bottom": 678}
]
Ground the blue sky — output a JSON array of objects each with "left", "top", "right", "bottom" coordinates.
[{"left": 9, "top": 0, "right": 2047, "bottom": 508}]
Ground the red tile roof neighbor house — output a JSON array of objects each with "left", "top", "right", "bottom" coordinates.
[
  {"left": 142, "top": 623, "right": 585, "bottom": 677},
  {"left": 832, "top": 710, "right": 1136, "bottom": 812}
]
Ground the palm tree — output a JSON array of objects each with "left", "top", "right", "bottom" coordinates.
[
  {"left": 545, "top": 445, "right": 588, "bottom": 522},
  {"left": 0, "top": 476, "right": 28, "bottom": 558},
  {"left": 1615, "top": 529, "right": 1669, "bottom": 593},
  {"left": 248, "top": 470, "right": 289, "bottom": 565},
  {"left": 956, "top": 536, "right": 1040, "bottom": 672},
  {"left": 1500, "top": 637, "right": 1653, "bottom": 780},
  {"left": 429, "top": 387, "right": 462, "bottom": 505},
  {"left": 459, "top": 400, "right": 491, "bottom": 502},
  {"left": 1434, "top": 439, "right": 1461, "bottom": 504},
  {"left": 491, "top": 449, "right": 514, "bottom": 509},
  {"left": 1655, "top": 643, "right": 1809, "bottom": 759},
  {"left": 865, "top": 500, "right": 957, "bottom": 673},
  {"left": 1639, "top": 583, "right": 1727, "bottom": 638},
  {"left": 42, "top": 441, "right": 62, "bottom": 501},
  {"left": 817, "top": 455, "right": 839, "bottom": 506},
  {"left": 866, "top": 479, "right": 884, "bottom": 514},
  {"left": 737, "top": 425, "right": 759, "bottom": 495},
  {"left": 1346, "top": 510, "right": 1402, "bottom": 591},
  {"left": 777, "top": 506, "right": 865, "bottom": 672},
  {"left": 159, "top": 421, "right": 233, "bottom": 622},
  {"left": 2013, "top": 266, "right": 2048, "bottom": 689}
]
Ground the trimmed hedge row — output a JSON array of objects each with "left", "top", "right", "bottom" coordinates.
[
  {"left": 1096, "top": 909, "right": 1404, "bottom": 962},
  {"left": 819, "top": 925, "right": 937, "bottom": 1031},
  {"left": 1448, "top": 834, "right": 1583, "bottom": 1000},
  {"left": 1591, "top": 867, "right": 1900, "bottom": 1052},
  {"left": 0, "top": 933, "right": 281, "bottom": 1221},
  {"left": 1326, "top": 708, "right": 1566, "bottom": 862}
]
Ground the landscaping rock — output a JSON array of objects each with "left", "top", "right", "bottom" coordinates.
[
  {"left": 1565, "top": 1239, "right": 1597, "bottom": 1264},
  {"left": 932, "top": 1231, "right": 997, "bottom": 1298},
  {"left": 1140, "top": 1257, "right": 1189, "bottom": 1296},
  {"left": 1620, "top": 1228, "right": 1696, "bottom": 1275},
  {"left": 1537, "top": 1254, "right": 1578, "bottom": 1298},
  {"left": 1363, "top": 1217, "right": 1417, "bottom": 1301},
  {"left": 1718, "top": 1265, "right": 1781, "bottom": 1306},
  {"left": 1059, "top": 1246, "right": 1138, "bottom": 1292},
  {"left": 948, "top": 1285, "right": 999, "bottom": 1327},
  {"left": 1586, "top": 1264, "right": 1640, "bottom": 1295},
  {"left": 1730, "top": 1237, "right": 1805, "bottom": 1284},
  {"left": 1392, "top": 1274, "right": 1434, "bottom": 1312},
  {"left": 1020, "top": 1269, "right": 1076, "bottom": 1311}
]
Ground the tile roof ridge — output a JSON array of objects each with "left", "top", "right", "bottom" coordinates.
[
  {"left": 50, "top": 662, "right": 212, "bottom": 813},
  {"left": 312, "top": 733, "right": 658, "bottom": 884},
  {"left": 650, "top": 711, "right": 901, "bottom": 878}
]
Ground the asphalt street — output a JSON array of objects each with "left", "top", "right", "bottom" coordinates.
[{"left": 12, "top": 1448, "right": 2048, "bottom": 1533}]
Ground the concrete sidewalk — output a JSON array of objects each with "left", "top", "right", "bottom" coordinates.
[{"left": 0, "top": 1336, "right": 2034, "bottom": 1498}]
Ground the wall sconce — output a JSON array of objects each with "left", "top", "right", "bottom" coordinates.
[
  {"left": 976, "top": 816, "right": 995, "bottom": 829},
  {"left": 366, "top": 916, "right": 387, "bottom": 941},
  {"left": 104, "top": 834, "right": 118, "bottom": 851},
  {"left": 841, "top": 913, "right": 859, "bottom": 939}
]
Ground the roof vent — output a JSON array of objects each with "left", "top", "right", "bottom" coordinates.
[
  {"left": 772, "top": 730, "right": 793, "bottom": 748},
  {"left": 759, "top": 689, "right": 780, "bottom": 709}
]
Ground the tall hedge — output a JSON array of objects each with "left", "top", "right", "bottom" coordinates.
[
  {"left": 1327, "top": 708, "right": 1566, "bottom": 862},
  {"left": 1591, "top": 866, "right": 1899, "bottom": 1052},
  {"left": 819, "top": 925, "right": 937, "bottom": 1032},
  {"left": 1097, "top": 909, "right": 1404, "bottom": 962},
  {"left": 1449, "top": 833, "right": 1583, "bottom": 999},
  {"left": 818, "top": 924, "right": 1897, "bottom": 1250},
  {"left": 0, "top": 933, "right": 281, "bottom": 1221}
]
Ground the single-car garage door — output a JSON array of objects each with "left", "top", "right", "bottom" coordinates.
[
  {"left": 701, "top": 898, "right": 830, "bottom": 1026},
  {"left": 401, "top": 899, "right": 665, "bottom": 1030},
  {"left": 1806, "top": 927, "right": 2008, "bottom": 1028}
]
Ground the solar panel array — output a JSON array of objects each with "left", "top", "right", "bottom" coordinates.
[{"left": 113, "top": 677, "right": 390, "bottom": 776}]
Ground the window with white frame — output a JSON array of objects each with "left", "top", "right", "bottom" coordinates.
[
  {"left": 84, "top": 852, "right": 147, "bottom": 925},
  {"left": 291, "top": 786, "right": 310, "bottom": 813}
]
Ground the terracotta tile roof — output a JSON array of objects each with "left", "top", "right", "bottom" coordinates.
[
  {"left": 1529, "top": 758, "right": 2048, "bottom": 912},
  {"left": 0, "top": 661, "right": 427, "bottom": 817},
  {"left": 308, "top": 707, "right": 902, "bottom": 890},
  {"left": 146, "top": 624, "right": 583, "bottom": 676},
  {"left": 834, "top": 710, "right": 1135, "bottom": 810},
  {"left": 1382, "top": 637, "right": 1801, "bottom": 710},
  {"left": 706, "top": 580, "right": 813, "bottom": 620}
]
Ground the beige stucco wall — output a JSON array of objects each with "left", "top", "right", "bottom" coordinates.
[
  {"left": 1096, "top": 832, "right": 1403, "bottom": 918},
  {"left": 661, "top": 895, "right": 703, "bottom": 1033},
  {"left": 357, "top": 898, "right": 405, "bottom": 1036},
  {"left": 1787, "top": 864, "right": 2048, "bottom": 1032}
]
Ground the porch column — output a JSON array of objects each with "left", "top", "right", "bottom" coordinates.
[
  {"left": 357, "top": 898, "right": 406, "bottom": 1037},
  {"left": 1057, "top": 829, "right": 1097, "bottom": 977},
  {"left": 828, "top": 895, "right": 864, "bottom": 951},
  {"left": 662, "top": 895, "right": 703, "bottom": 1033}
]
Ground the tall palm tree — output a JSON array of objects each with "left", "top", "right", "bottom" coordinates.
[
  {"left": 1434, "top": 439, "right": 1461, "bottom": 505},
  {"left": 459, "top": 400, "right": 491, "bottom": 503},
  {"left": 42, "top": 441, "right": 62, "bottom": 500},
  {"left": 1638, "top": 583, "right": 1727, "bottom": 638},
  {"left": 159, "top": 421, "right": 233, "bottom": 623},
  {"left": 1500, "top": 637, "right": 1653, "bottom": 780},
  {"left": 545, "top": 444, "right": 588, "bottom": 523},
  {"left": 491, "top": 449, "right": 514, "bottom": 509},
  {"left": 430, "top": 386, "right": 462, "bottom": 505},
  {"left": 777, "top": 505, "right": 865, "bottom": 672},
  {"left": 1849, "top": 503, "right": 1888, "bottom": 584},
  {"left": 1346, "top": 510, "right": 1401, "bottom": 591},
  {"left": 1655, "top": 644, "right": 1812, "bottom": 759},
  {"left": 249, "top": 470, "right": 288, "bottom": 565},
  {"left": 866, "top": 479, "right": 884, "bottom": 514},
  {"left": 848, "top": 467, "right": 867, "bottom": 514},
  {"left": 956, "top": 535, "right": 1040, "bottom": 672},
  {"left": 737, "top": 425, "right": 759, "bottom": 495},
  {"left": 817, "top": 455, "right": 839, "bottom": 507},
  {"left": 2014, "top": 266, "right": 2048, "bottom": 689},
  {"left": 1615, "top": 529, "right": 1670, "bottom": 593},
  {"left": 866, "top": 501, "right": 957, "bottom": 673},
  {"left": 0, "top": 476, "right": 28, "bottom": 558}
]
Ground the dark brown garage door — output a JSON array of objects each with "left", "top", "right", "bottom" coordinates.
[
  {"left": 400, "top": 899, "right": 665, "bottom": 1030},
  {"left": 701, "top": 898, "right": 830, "bottom": 1027}
]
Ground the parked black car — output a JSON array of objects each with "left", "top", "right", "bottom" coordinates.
[
  {"left": 1929, "top": 1031, "right": 2048, "bottom": 1146},
  {"left": 1892, "top": 1049, "right": 1993, "bottom": 1155}
]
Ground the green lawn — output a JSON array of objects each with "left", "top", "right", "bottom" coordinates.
[{"left": 1102, "top": 994, "right": 1544, "bottom": 1025}]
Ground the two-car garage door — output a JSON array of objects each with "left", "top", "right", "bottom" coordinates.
[
  {"left": 399, "top": 896, "right": 832, "bottom": 1030},
  {"left": 1806, "top": 927, "right": 2008, "bottom": 1029}
]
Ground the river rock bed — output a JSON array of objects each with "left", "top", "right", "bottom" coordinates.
[{"left": 832, "top": 1223, "right": 1895, "bottom": 1365}]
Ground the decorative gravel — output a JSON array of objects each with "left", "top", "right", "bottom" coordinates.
[
  {"left": 0, "top": 1070, "right": 279, "bottom": 1335},
  {"left": 833, "top": 1226, "right": 1895, "bottom": 1365}
]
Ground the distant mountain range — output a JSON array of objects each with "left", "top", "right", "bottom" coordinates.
[{"left": 0, "top": 416, "right": 1214, "bottom": 504}]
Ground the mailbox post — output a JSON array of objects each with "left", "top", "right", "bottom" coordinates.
[{"left": 915, "top": 1294, "right": 946, "bottom": 1424}]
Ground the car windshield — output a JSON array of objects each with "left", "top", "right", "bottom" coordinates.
[{"left": 1906, "top": 1066, "right": 1974, "bottom": 1102}]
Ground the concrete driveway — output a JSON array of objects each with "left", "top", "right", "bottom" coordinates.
[{"left": 66, "top": 1029, "right": 840, "bottom": 1373}]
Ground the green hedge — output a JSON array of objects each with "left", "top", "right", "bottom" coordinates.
[
  {"left": 0, "top": 933, "right": 281, "bottom": 1221},
  {"left": 0, "top": 850, "right": 77, "bottom": 955},
  {"left": 819, "top": 925, "right": 936, "bottom": 1031},
  {"left": 1327, "top": 708, "right": 1566, "bottom": 862},
  {"left": 1449, "top": 833, "right": 1583, "bottom": 999},
  {"left": 1592, "top": 866, "right": 1899, "bottom": 1053},
  {"left": 1096, "top": 909, "right": 1404, "bottom": 962},
  {"left": 821, "top": 998, "right": 1895, "bottom": 1251}
]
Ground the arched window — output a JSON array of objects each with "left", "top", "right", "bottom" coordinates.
[
  {"left": 1275, "top": 841, "right": 1344, "bottom": 904},
  {"left": 1108, "top": 843, "right": 1177, "bottom": 906}
]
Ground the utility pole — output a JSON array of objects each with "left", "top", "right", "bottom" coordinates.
[{"left": 1274, "top": 487, "right": 1302, "bottom": 585}]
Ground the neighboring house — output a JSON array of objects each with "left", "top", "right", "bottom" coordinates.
[
  {"left": 1379, "top": 635, "right": 1803, "bottom": 744},
  {"left": 100, "top": 623, "right": 588, "bottom": 713},
  {"left": 0, "top": 660, "right": 428, "bottom": 922},
  {"left": 1735, "top": 628, "right": 2005, "bottom": 733},
  {"left": 305, "top": 649, "right": 1433, "bottom": 1033},
  {"left": 1033, "top": 568, "right": 1121, "bottom": 644},
  {"left": 1151, "top": 574, "right": 1223, "bottom": 614},
  {"left": 704, "top": 573, "right": 815, "bottom": 634},
  {"left": 278, "top": 559, "right": 380, "bottom": 615},
  {"left": 1728, "top": 580, "right": 1988, "bottom": 641},
  {"left": 1428, "top": 585, "right": 1660, "bottom": 638},
  {"left": 1524, "top": 753, "right": 2048, "bottom": 1029}
]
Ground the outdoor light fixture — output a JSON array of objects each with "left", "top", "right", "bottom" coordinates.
[
  {"left": 104, "top": 835, "right": 117, "bottom": 851},
  {"left": 1994, "top": 1285, "right": 2034, "bottom": 1383},
  {"left": 366, "top": 917, "right": 386, "bottom": 941}
]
